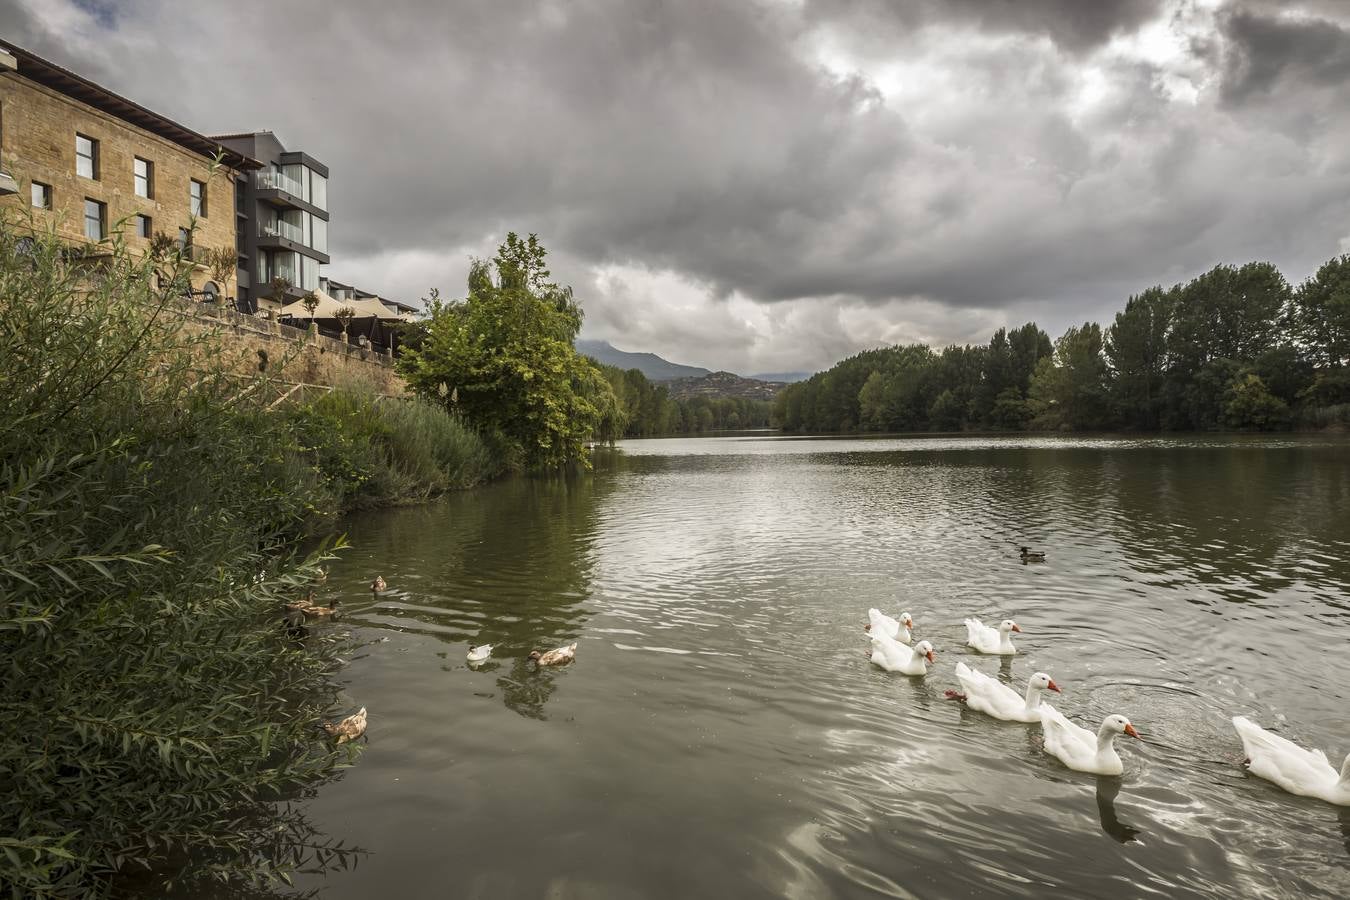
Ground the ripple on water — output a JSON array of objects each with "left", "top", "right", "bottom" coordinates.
[{"left": 287, "top": 435, "right": 1350, "bottom": 900}]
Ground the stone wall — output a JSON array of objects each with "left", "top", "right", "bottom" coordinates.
[
  {"left": 176, "top": 303, "right": 408, "bottom": 397},
  {"left": 0, "top": 75, "right": 239, "bottom": 295}
]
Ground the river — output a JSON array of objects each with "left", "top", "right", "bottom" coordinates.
[{"left": 294, "top": 434, "right": 1350, "bottom": 899}]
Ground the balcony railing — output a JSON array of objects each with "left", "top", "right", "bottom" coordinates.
[
  {"left": 259, "top": 218, "right": 304, "bottom": 242},
  {"left": 254, "top": 169, "right": 306, "bottom": 198}
]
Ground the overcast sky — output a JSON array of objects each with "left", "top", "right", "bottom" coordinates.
[{"left": 7, "top": 0, "right": 1350, "bottom": 375}]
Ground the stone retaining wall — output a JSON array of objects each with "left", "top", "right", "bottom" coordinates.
[{"left": 175, "top": 302, "right": 408, "bottom": 397}]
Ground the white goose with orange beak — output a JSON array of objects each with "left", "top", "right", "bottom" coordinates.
[
  {"left": 949, "top": 663, "right": 1060, "bottom": 723},
  {"left": 1040, "top": 708, "right": 1141, "bottom": 775},
  {"left": 865, "top": 608, "right": 914, "bottom": 644},
  {"left": 964, "top": 617, "right": 1021, "bottom": 655},
  {"left": 869, "top": 632, "right": 935, "bottom": 676},
  {"left": 1232, "top": 716, "right": 1350, "bottom": 806}
]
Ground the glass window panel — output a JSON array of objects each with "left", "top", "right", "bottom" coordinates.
[
  {"left": 282, "top": 164, "right": 305, "bottom": 200},
  {"left": 309, "top": 171, "right": 327, "bottom": 210},
  {"left": 30, "top": 182, "right": 51, "bottom": 209},
  {"left": 76, "top": 134, "right": 97, "bottom": 178},
  {"left": 189, "top": 179, "right": 206, "bottom": 217},
  {"left": 134, "top": 157, "right": 152, "bottom": 198},
  {"left": 302, "top": 212, "right": 311, "bottom": 248},
  {"left": 298, "top": 255, "right": 315, "bottom": 291},
  {"left": 312, "top": 216, "right": 327, "bottom": 254},
  {"left": 134, "top": 214, "right": 151, "bottom": 238},
  {"left": 83, "top": 199, "right": 104, "bottom": 239},
  {"left": 273, "top": 250, "right": 299, "bottom": 285}
]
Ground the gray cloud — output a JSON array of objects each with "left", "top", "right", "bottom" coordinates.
[
  {"left": 6, "top": 0, "right": 1350, "bottom": 374},
  {"left": 804, "top": 0, "right": 1167, "bottom": 53},
  {"left": 1218, "top": 6, "right": 1350, "bottom": 104}
]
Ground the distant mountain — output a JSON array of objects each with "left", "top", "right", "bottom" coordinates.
[
  {"left": 664, "top": 371, "right": 787, "bottom": 401},
  {"left": 748, "top": 371, "right": 813, "bottom": 383},
  {"left": 576, "top": 340, "right": 711, "bottom": 381}
]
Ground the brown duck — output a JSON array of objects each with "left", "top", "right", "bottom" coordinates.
[
  {"left": 323, "top": 707, "right": 367, "bottom": 744},
  {"left": 301, "top": 598, "right": 340, "bottom": 619},
  {"left": 528, "top": 642, "right": 578, "bottom": 666}
]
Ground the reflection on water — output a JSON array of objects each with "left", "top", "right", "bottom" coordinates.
[
  {"left": 277, "top": 434, "right": 1349, "bottom": 899},
  {"left": 1096, "top": 776, "right": 1142, "bottom": 843}
]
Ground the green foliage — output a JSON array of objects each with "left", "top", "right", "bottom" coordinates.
[
  {"left": 774, "top": 328, "right": 1047, "bottom": 433},
  {"left": 0, "top": 215, "right": 368, "bottom": 896},
  {"left": 589, "top": 363, "right": 770, "bottom": 436},
  {"left": 1290, "top": 254, "right": 1350, "bottom": 369},
  {"left": 777, "top": 251, "right": 1350, "bottom": 434},
  {"left": 1223, "top": 374, "right": 1291, "bottom": 430},
  {"left": 1106, "top": 285, "right": 1172, "bottom": 429},
  {"left": 397, "top": 233, "right": 618, "bottom": 468},
  {"left": 1027, "top": 323, "right": 1111, "bottom": 431},
  {"left": 284, "top": 389, "right": 496, "bottom": 511}
]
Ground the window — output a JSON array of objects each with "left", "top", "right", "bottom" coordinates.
[
  {"left": 281, "top": 164, "right": 304, "bottom": 199},
  {"left": 311, "top": 216, "right": 327, "bottom": 254},
  {"left": 189, "top": 179, "right": 206, "bottom": 217},
  {"left": 134, "top": 214, "right": 152, "bottom": 238},
  {"left": 76, "top": 134, "right": 98, "bottom": 179},
  {"left": 299, "top": 254, "right": 319, "bottom": 291},
  {"left": 30, "top": 181, "right": 51, "bottom": 209},
  {"left": 309, "top": 170, "right": 327, "bottom": 210},
  {"left": 83, "top": 199, "right": 105, "bottom": 239},
  {"left": 134, "top": 157, "right": 153, "bottom": 198},
  {"left": 177, "top": 227, "right": 192, "bottom": 250}
]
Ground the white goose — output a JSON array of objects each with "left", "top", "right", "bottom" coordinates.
[
  {"left": 467, "top": 644, "right": 493, "bottom": 663},
  {"left": 869, "top": 632, "right": 935, "bottom": 676},
  {"left": 965, "top": 617, "right": 1021, "bottom": 655},
  {"left": 949, "top": 663, "right": 1060, "bottom": 723},
  {"left": 865, "top": 608, "right": 914, "bottom": 644},
  {"left": 1040, "top": 707, "right": 1140, "bottom": 775},
  {"left": 1232, "top": 716, "right": 1350, "bottom": 806}
]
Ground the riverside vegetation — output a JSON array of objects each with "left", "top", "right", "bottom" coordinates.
[
  {"left": 0, "top": 215, "right": 496, "bottom": 898},
  {"left": 395, "top": 232, "right": 770, "bottom": 458},
  {"left": 774, "top": 257, "right": 1350, "bottom": 433}
]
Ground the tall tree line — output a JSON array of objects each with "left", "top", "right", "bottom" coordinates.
[
  {"left": 593, "top": 364, "right": 772, "bottom": 437},
  {"left": 774, "top": 255, "right": 1350, "bottom": 433}
]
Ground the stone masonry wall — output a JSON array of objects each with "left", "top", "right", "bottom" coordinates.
[
  {"left": 0, "top": 75, "right": 239, "bottom": 295},
  {"left": 176, "top": 303, "right": 408, "bottom": 397}
]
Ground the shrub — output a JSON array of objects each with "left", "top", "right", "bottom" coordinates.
[
  {"left": 0, "top": 215, "right": 359, "bottom": 896},
  {"left": 283, "top": 388, "right": 496, "bottom": 510}
]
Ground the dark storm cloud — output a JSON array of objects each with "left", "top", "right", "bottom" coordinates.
[
  {"left": 6, "top": 0, "right": 1350, "bottom": 373},
  {"left": 1218, "top": 6, "right": 1350, "bottom": 104}
]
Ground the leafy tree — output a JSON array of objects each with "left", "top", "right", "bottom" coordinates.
[
  {"left": 1028, "top": 323, "right": 1111, "bottom": 430},
  {"left": 1290, "top": 254, "right": 1350, "bottom": 369},
  {"left": 990, "top": 387, "right": 1032, "bottom": 430},
  {"left": 397, "top": 233, "right": 615, "bottom": 468},
  {"left": 334, "top": 305, "right": 356, "bottom": 340},
  {"left": 928, "top": 389, "right": 964, "bottom": 431},
  {"left": 1223, "top": 373, "right": 1290, "bottom": 430},
  {"left": 1106, "top": 286, "right": 1173, "bottom": 429}
]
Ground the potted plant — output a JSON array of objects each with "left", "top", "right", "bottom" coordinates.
[{"left": 334, "top": 306, "right": 356, "bottom": 344}]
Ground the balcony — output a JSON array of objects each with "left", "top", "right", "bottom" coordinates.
[
  {"left": 254, "top": 169, "right": 305, "bottom": 197},
  {"left": 259, "top": 218, "right": 303, "bottom": 243}
]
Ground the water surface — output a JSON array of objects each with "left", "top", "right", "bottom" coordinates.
[{"left": 301, "top": 434, "right": 1350, "bottom": 898}]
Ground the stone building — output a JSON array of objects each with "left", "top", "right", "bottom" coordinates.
[{"left": 0, "top": 39, "right": 259, "bottom": 299}]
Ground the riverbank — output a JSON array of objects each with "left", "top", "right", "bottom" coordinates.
[{"left": 0, "top": 222, "right": 500, "bottom": 898}]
